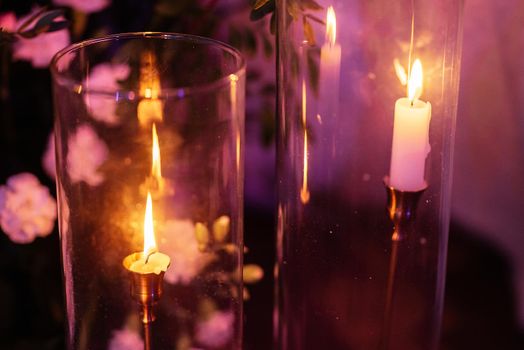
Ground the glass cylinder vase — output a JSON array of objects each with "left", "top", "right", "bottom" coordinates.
[
  {"left": 51, "top": 32, "right": 245, "bottom": 350},
  {"left": 276, "top": 1, "right": 463, "bottom": 349}
]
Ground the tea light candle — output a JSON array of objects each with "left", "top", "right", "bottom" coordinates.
[{"left": 124, "top": 192, "right": 170, "bottom": 275}]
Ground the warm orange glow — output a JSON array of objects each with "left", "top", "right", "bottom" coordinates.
[
  {"left": 300, "top": 79, "right": 310, "bottom": 204},
  {"left": 408, "top": 59, "right": 423, "bottom": 102},
  {"left": 143, "top": 192, "right": 157, "bottom": 257},
  {"left": 394, "top": 58, "right": 424, "bottom": 103},
  {"left": 229, "top": 74, "right": 241, "bottom": 172},
  {"left": 300, "top": 131, "right": 310, "bottom": 204},
  {"left": 138, "top": 52, "right": 163, "bottom": 126},
  {"left": 326, "top": 6, "right": 337, "bottom": 47},
  {"left": 139, "top": 52, "right": 161, "bottom": 100},
  {"left": 152, "top": 123, "right": 162, "bottom": 179},
  {"left": 144, "top": 87, "right": 153, "bottom": 99}
]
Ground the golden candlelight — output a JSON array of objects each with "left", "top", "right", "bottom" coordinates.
[
  {"left": 123, "top": 191, "right": 170, "bottom": 328},
  {"left": 138, "top": 52, "right": 163, "bottom": 126},
  {"left": 124, "top": 192, "right": 170, "bottom": 275},
  {"left": 142, "top": 193, "right": 157, "bottom": 259},
  {"left": 326, "top": 6, "right": 337, "bottom": 47},
  {"left": 230, "top": 74, "right": 241, "bottom": 172},
  {"left": 300, "top": 79, "right": 310, "bottom": 204},
  {"left": 394, "top": 58, "right": 424, "bottom": 103},
  {"left": 152, "top": 124, "right": 162, "bottom": 181},
  {"left": 142, "top": 123, "right": 168, "bottom": 197},
  {"left": 123, "top": 119, "right": 171, "bottom": 331},
  {"left": 319, "top": 5, "right": 341, "bottom": 127},
  {"left": 407, "top": 59, "right": 423, "bottom": 103}
]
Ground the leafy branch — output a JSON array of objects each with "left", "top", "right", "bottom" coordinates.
[
  {"left": 250, "top": 0, "right": 324, "bottom": 45},
  {"left": 0, "top": 8, "right": 69, "bottom": 44}
]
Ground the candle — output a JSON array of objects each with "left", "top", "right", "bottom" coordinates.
[
  {"left": 124, "top": 192, "right": 170, "bottom": 275},
  {"left": 319, "top": 6, "right": 341, "bottom": 106},
  {"left": 389, "top": 59, "right": 431, "bottom": 191},
  {"left": 138, "top": 52, "right": 163, "bottom": 126}
]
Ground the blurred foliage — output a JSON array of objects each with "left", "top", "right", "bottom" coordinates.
[{"left": 0, "top": 1, "right": 274, "bottom": 348}]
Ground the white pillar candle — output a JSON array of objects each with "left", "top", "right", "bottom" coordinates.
[
  {"left": 320, "top": 6, "right": 341, "bottom": 107},
  {"left": 389, "top": 59, "right": 431, "bottom": 191}
]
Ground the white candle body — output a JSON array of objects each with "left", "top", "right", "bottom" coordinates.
[
  {"left": 320, "top": 43, "right": 341, "bottom": 106},
  {"left": 389, "top": 97, "right": 432, "bottom": 191},
  {"left": 319, "top": 43, "right": 341, "bottom": 159}
]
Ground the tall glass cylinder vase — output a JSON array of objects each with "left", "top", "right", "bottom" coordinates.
[
  {"left": 51, "top": 33, "right": 245, "bottom": 350},
  {"left": 276, "top": 1, "right": 463, "bottom": 349}
]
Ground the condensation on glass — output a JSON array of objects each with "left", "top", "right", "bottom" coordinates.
[
  {"left": 51, "top": 32, "right": 246, "bottom": 350},
  {"left": 276, "top": 1, "right": 464, "bottom": 349}
]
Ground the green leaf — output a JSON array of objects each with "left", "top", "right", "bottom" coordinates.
[
  {"left": 303, "top": 16, "right": 316, "bottom": 46},
  {"left": 212, "top": 216, "right": 230, "bottom": 243},
  {"left": 17, "top": 7, "right": 48, "bottom": 32},
  {"left": 250, "top": 0, "right": 275, "bottom": 21},
  {"left": 253, "top": 0, "right": 270, "bottom": 10},
  {"left": 18, "top": 10, "right": 68, "bottom": 38},
  {"left": 195, "top": 222, "right": 210, "bottom": 251},
  {"left": 300, "top": 0, "right": 323, "bottom": 11},
  {"left": 287, "top": 1, "right": 301, "bottom": 20},
  {"left": 243, "top": 264, "right": 264, "bottom": 284}
]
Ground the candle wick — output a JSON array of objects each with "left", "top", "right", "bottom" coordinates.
[{"left": 144, "top": 250, "right": 155, "bottom": 264}]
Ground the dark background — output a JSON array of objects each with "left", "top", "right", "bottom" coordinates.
[{"left": 1, "top": 0, "right": 523, "bottom": 349}]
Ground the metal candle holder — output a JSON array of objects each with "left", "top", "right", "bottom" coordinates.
[
  {"left": 123, "top": 253, "right": 168, "bottom": 350},
  {"left": 381, "top": 179, "right": 426, "bottom": 349}
]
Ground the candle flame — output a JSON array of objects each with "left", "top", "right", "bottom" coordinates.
[
  {"left": 408, "top": 59, "right": 423, "bottom": 102},
  {"left": 143, "top": 192, "right": 157, "bottom": 258},
  {"left": 152, "top": 123, "right": 162, "bottom": 179},
  {"left": 326, "top": 6, "right": 337, "bottom": 47}
]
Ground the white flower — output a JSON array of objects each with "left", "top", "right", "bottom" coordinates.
[
  {"left": 12, "top": 8, "right": 70, "bottom": 68},
  {"left": 42, "top": 131, "right": 56, "bottom": 179},
  {"left": 195, "top": 311, "right": 234, "bottom": 348},
  {"left": 158, "top": 219, "right": 214, "bottom": 285},
  {"left": 83, "top": 63, "right": 130, "bottom": 125},
  {"left": 0, "top": 173, "right": 57, "bottom": 244},
  {"left": 108, "top": 328, "right": 143, "bottom": 350},
  {"left": 53, "top": 0, "right": 111, "bottom": 14},
  {"left": 67, "top": 125, "right": 108, "bottom": 186}
]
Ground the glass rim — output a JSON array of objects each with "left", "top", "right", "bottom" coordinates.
[{"left": 50, "top": 32, "right": 246, "bottom": 98}]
